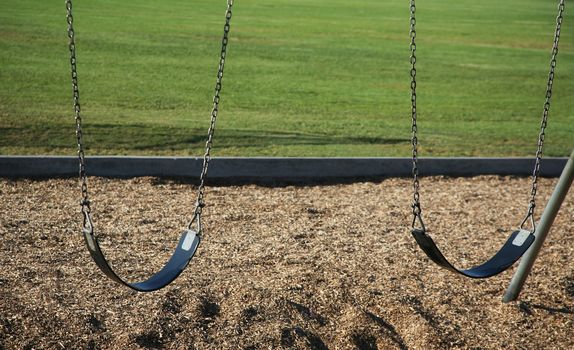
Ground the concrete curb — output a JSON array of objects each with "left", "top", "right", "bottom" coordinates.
[{"left": 0, "top": 156, "right": 568, "bottom": 181}]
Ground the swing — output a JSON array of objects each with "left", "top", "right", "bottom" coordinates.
[
  {"left": 408, "top": 0, "right": 565, "bottom": 278},
  {"left": 65, "top": 0, "right": 235, "bottom": 292}
]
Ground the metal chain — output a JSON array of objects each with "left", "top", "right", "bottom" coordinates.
[
  {"left": 521, "top": 0, "right": 565, "bottom": 231},
  {"left": 410, "top": 0, "right": 564, "bottom": 232},
  {"left": 409, "top": 0, "right": 424, "bottom": 230},
  {"left": 66, "top": 0, "right": 235, "bottom": 231},
  {"left": 66, "top": 0, "right": 91, "bottom": 215},
  {"left": 190, "top": 0, "right": 234, "bottom": 229}
]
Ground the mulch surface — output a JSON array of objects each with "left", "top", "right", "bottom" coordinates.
[{"left": 1, "top": 176, "right": 573, "bottom": 350}]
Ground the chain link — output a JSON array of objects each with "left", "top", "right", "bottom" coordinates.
[
  {"left": 521, "top": 0, "right": 565, "bottom": 231},
  {"left": 190, "top": 0, "right": 234, "bottom": 228},
  {"left": 409, "top": 0, "right": 424, "bottom": 230},
  {"left": 66, "top": 0, "right": 91, "bottom": 214}
]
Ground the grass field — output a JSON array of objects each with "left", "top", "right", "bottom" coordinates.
[{"left": 0, "top": 0, "right": 572, "bottom": 157}]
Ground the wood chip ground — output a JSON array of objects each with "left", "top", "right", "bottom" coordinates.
[{"left": 0, "top": 176, "right": 573, "bottom": 349}]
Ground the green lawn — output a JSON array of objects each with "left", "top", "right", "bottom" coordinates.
[{"left": 0, "top": 0, "right": 572, "bottom": 157}]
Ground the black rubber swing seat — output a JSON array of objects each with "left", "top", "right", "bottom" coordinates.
[
  {"left": 411, "top": 228, "right": 535, "bottom": 278},
  {"left": 82, "top": 224, "right": 200, "bottom": 292}
]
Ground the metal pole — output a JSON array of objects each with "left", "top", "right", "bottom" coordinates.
[{"left": 503, "top": 149, "right": 574, "bottom": 302}]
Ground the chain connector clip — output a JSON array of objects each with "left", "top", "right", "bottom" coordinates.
[
  {"left": 187, "top": 211, "right": 202, "bottom": 235},
  {"left": 411, "top": 203, "right": 426, "bottom": 231},
  {"left": 519, "top": 202, "right": 536, "bottom": 233}
]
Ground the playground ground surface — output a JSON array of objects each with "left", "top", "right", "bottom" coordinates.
[{"left": 1, "top": 176, "right": 573, "bottom": 349}]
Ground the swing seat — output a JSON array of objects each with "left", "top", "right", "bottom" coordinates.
[
  {"left": 83, "top": 226, "right": 200, "bottom": 292},
  {"left": 411, "top": 229, "right": 534, "bottom": 278}
]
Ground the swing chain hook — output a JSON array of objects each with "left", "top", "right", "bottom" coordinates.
[
  {"left": 188, "top": 209, "right": 203, "bottom": 235},
  {"left": 188, "top": 199, "right": 204, "bottom": 233},
  {"left": 411, "top": 202, "right": 426, "bottom": 232},
  {"left": 519, "top": 201, "right": 537, "bottom": 233}
]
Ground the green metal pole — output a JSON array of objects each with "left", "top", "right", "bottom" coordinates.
[{"left": 503, "top": 149, "right": 574, "bottom": 303}]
